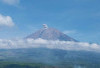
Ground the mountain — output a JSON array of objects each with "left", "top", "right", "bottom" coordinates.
[
  {"left": 0, "top": 24, "right": 100, "bottom": 68},
  {"left": 26, "top": 24, "right": 77, "bottom": 41},
  {"left": 0, "top": 48, "right": 100, "bottom": 68}
]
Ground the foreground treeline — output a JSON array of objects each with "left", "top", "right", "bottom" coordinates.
[
  {"left": 0, "top": 61, "right": 100, "bottom": 68},
  {"left": 0, "top": 62, "right": 57, "bottom": 68}
]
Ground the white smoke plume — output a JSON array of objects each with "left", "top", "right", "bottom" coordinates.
[
  {"left": 43, "top": 24, "right": 48, "bottom": 29},
  {"left": 0, "top": 38, "right": 100, "bottom": 52}
]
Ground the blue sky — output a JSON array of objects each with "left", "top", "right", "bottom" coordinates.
[{"left": 0, "top": 0, "right": 100, "bottom": 44}]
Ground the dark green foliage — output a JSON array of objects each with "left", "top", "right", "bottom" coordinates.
[
  {"left": 0, "top": 61, "right": 100, "bottom": 68},
  {"left": 0, "top": 62, "right": 56, "bottom": 68}
]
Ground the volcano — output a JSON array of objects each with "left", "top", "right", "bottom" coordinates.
[{"left": 26, "top": 24, "right": 77, "bottom": 41}]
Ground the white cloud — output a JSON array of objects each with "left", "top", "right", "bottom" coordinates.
[
  {"left": 2, "top": 0, "right": 20, "bottom": 5},
  {"left": 0, "top": 14, "right": 15, "bottom": 27},
  {"left": 0, "top": 38, "right": 100, "bottom": 53}
]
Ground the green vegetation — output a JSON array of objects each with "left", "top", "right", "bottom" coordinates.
[
  {"left": 0, "top": 62, "right": 56, "bottom": 68},
  {"left": 0, "top": 61, "right": 100, "bottom": 68},
  {"left": 0, "top": 48, "right": 100, "bottom": 68}
]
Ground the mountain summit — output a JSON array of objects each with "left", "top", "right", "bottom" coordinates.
[{"left": 26, "top": 24, "right": 77, "bottom": 41}]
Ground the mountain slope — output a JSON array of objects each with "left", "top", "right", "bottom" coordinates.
[
  {"left": 26, "top": 25, "right": 77, "bottom": 41},
  {"left": 0, "top": 48, "right": 100, "bottom": 68}
]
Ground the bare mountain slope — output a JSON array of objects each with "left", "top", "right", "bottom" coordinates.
[{"left": 26, "top": 24, "right": 77, "bottom": 41}]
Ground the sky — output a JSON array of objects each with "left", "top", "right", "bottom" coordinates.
[{"left": 0, "top": 0, "right": 100, "bottom": 44}]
